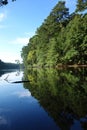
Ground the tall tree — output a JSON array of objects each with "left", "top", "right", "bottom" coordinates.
[
  {"left": 21, "top": 0, "right": 87, "bottom": 68},
  {"left": 76, "top": 0, "right": 87, "bottom": 12},
  {"left": 51, "top": 1, "right": 69, "bottom": 23}
]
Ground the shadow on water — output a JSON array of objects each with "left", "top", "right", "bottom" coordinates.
[{"left": 23, "top": 67, "right": 87, "bottom": 130}]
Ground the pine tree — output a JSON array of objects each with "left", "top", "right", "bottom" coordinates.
[{"left": 76, "top": 0, "right": 87, "bottom": 12}]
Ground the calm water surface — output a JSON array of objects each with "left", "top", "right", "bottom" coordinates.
[{"left": 0, "top": 68, "right": 87, "bottom": 130}]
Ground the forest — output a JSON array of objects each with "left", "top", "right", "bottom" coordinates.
[
  {"left": 21, "top": 0, "right": 87, "bottom": 68},
  {"left": 0, "top": 59, "right": 20, "bottom": 69},
  {"left": 23, "top": 67, "right": 87, "bottom": 130}
]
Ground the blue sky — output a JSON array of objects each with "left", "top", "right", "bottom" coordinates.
[{"left": 0, "top": 0, "right": 77, "bottom": 63}]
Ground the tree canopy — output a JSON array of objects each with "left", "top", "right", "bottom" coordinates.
[
  {"left": 76, "top": 0, "right": 87, "bottom": 12},
  {"left": 0, "top": 0, "right": 16, "bottom": 6},
  {"left": 21, "top": 0, "right": 87, "bottom": 68}
]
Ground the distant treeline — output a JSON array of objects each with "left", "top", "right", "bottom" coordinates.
[
  {"left": 0, "top": 59, "right": 20, "bottom": 69},
  {"left": 21, "top": 0, "right": 87, "bottom": 68}
]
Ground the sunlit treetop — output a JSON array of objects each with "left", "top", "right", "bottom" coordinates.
[{"left": 0, "top": 0, "right": 16, "bottom": 7}]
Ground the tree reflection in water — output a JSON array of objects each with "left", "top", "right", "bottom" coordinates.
[{"left": 23, "top": 67, "right": 87, "bottom": 130}]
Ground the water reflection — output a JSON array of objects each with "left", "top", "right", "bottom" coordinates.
[
  {"left": 0, "top": 70, "right": 59, "bottom": 130},
  {"left": 23, "top": 68, "right": 87, "bottom": 130},
  {"left": 0, "top": 116, "right": 8, "bottom": 125},
  {"left": 12, "top": 91, "right": 31, "bottom": 98},
  {"left": 0, "top": 70, "right": 22, "bottom": 84}
]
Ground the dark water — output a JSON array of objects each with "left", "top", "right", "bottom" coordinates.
[{"left": 0, "top": 68, "right": 87, "bottom": 130}]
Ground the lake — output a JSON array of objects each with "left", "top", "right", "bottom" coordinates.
[{"left": 0, "top": 68, "right": 87, "bottom": 130}]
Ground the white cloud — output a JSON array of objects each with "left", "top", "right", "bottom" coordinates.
[
  {"left": 10, "top": 37, "right": 29, "bottom": 45},
  {"left": 0, "top": 12, "right": 6, "bottom": 22},
  {"left": 0, "top": 51, "right": 22, "bottom": 63},
  {"left": 0, "top": 116, "right": 7, "bottom": 125},
  {"left": 0, "top": 12, "right": 7, "bottom": 29},
  {"left": 12, "top": 91, "right": 31, "bottom": 98}
]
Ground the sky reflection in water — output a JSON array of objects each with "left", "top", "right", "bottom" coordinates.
[
  {"left": 0, "top": 70, "right": 59, "bottom": 130},
  {"left": 0, "top": 68, "right": 87, "bottom": 130}
]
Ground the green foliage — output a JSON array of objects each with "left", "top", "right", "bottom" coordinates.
[
  {"left": 76, "top": 0, "right": 87, "bottom": 12},
  {"left": 46, "top": 38, "right": 59, "bottom": 67},
  {"left": 23, "top": 68, "right": 87, "bottom": 129},
  {"left": 21, "top": 1, "right": 87, "bottom": 68},
  {"left": 63, "top": 48, "right": 78, "bottom": 64}
]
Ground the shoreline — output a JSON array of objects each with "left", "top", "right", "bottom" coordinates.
[{"left": 56, "top": 64, "right": 87, "bottom": 69}]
